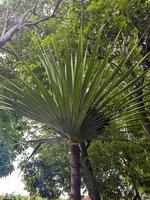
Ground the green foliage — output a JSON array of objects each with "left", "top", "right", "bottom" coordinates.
[
  {"left": 89, "top": 138, "right": 150, "bottom": 199},
  {"left": 0, "top": 111, "right": 27, "bottom": 177},
  {"left": 23, "top": 144, "right": 70, "bottom": 199},
  {"left": 0, "top": 32, "right": 148, "bottom": 143},
  {"left": 0, "top": 194, "right": 47, "bottom": 200},
  {"left": 0, "top": 0, "right": 149, "bottom": 198}
]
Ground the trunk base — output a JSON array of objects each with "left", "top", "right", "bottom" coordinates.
[{"left": 70, "top": 143, "right": 80, "bottom": 200}]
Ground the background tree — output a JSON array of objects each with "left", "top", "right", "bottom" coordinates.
[
  {"left": 0, "top": 0, "right": 63, "bottom": 47},
  {"left": 23, "top": 144, "right": 70, "bottom": 199},
  {"left": 0, "top": 1, "right": 149, "bottom": 199},
  {"left": 0, "top": 31, "right": 149, "bottom": 200},
  {"left": 89, "top": 138, "right": 150, "bottom": 199}
]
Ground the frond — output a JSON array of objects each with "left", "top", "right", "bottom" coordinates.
[{"left": 0, "top": 34, "right": 149, "bottom": 142}]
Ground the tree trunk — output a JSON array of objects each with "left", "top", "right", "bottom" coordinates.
[
  {"left": 132, "top": 179, "right": 142, "bottom": 200},
  {"left": 70, "top": 143, "right": 81, "bottom": 200},
  {"left": 80, "top": 142, "right": 101, "bottom": 200}
]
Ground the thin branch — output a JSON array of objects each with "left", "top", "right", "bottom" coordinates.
[
  {"left": 25, "top": 0, "right": 63, "bottom": 27},
  {"left": 1, "top": 10, "right": 9, "bottom": 37},
  {"left": 8, "top": 0, "right": 21, "bottom": 19},
  {"left": 27, "top": 142, "right": 42, "bottom": 160},
  {"left": 21, "top": 0, "right": 40, "bottom": 22},
  {"left": 0, "top": 24, "right": 19, "bottom": 47},
  {"left": 26, "top": 137, "right": 65, "bottom": 144},
  {"left": 0, "top": 0, "right": 63, "bottom": 47},
  {"left": 0, "top": 47, "right": 19, "bottom": 60}
]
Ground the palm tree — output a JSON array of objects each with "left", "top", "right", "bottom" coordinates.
[{"left": 0, "top": 34, "right": 149, "bottom": 200}]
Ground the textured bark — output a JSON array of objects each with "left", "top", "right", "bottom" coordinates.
[
  {"left": 0, "top": 0, "right": 63, "bottom": 47},
  {"left": 132, "top": 181, "right": 142, "bottom": 200},
  {"left": 0, "top": 25, "right": 19, "bottom": 47},
  {"left": 133, "top": 191, "right": 142, "bottom": 200},
  {"left": 70, "top": 144, "right": 81, "bottom": 200},
  {"left": 80, "top": 142, "right": 101, "bottom": 200}
]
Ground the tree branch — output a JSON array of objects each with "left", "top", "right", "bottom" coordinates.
[
  {"left": 1, "top": 10, "right": 9, "bottom": 37},
  {"left": 0, "top": 0, "right": 63, "bottom": 47},
  {"left": 26, "top": 137, "right": 65, "bottom": 144},
  {"left": 25, "top": 0, "right": 63, "bottom": 27},
  {"left": 0, "top": 47, "right": 19, "bottom": 60},
  {"left": 0, "top": 25, "right": 19, "bottom": 47}
]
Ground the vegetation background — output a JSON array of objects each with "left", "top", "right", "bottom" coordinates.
[{"left": 0, "top": 0, "right": 150, "bottom": 199}]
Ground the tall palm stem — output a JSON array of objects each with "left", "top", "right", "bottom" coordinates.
[
  {"left": 81, "top": 142, "right": 101, "bottom": 200},
  {"left": 70, "top": 143, "right": 81, "bottom": 200}
]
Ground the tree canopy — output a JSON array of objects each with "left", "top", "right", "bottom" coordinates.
[{"left": 0, "top": 0, "right": 150, "bottom": 200}]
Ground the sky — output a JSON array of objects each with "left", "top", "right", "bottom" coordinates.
[
  {"left": 0, "top": 162, "right": 29, "bottom": 196},
  {"left": 0, "top": 162, "right": 68, "bottom": 199}
]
